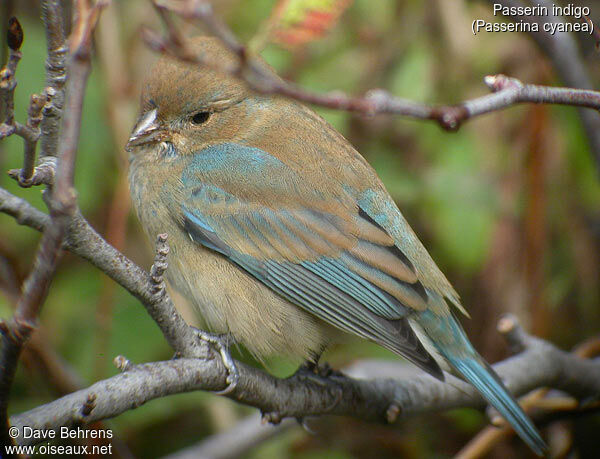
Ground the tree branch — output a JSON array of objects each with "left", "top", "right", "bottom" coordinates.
[
  {"left": 0, "top": 17, "right": 49, "bottom": 186},
  {"left": 39, "top": 0, "right": 67, "bottom": 158},
  {"left": 7, "top": 314, "right": 600, "bottom": 447},
  {"left": 16, "top": 93, "right": 47, "bottom": 185},
  {"left": 0, "top": 1, "right": 107, "bottom": 450},
  {"left": 142, "top": 0, "right": 600, "bottom": 136},
  {"left": 0, "top": 188, "right": 49, "bottom": 233}
]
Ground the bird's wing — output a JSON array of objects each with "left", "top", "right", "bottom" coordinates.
[{"left": 180, "top": 143, "right": 443, "bottom": 379}]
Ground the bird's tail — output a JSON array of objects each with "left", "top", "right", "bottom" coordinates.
[
  {"left": 448, "top": 354, "right": 547, "bottom": 456},
  {"left": 417, "top": 309, "right": 547, "bottom": 456}
]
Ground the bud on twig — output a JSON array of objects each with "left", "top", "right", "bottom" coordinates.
[{"left": 7, "top": 17, "right": 24, "bottom": 51}]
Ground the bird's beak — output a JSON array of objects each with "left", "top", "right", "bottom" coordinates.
[{"left": 126, "top": 108, "right": 159, "bottom": 151}]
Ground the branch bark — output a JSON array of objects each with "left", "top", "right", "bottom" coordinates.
[
  {"left": 7, "top": 315, "right": 600, "bottom": 447},
  {"left": 0, "top": 17, "right": 22, "bottom": 139},
  {"left": 39, "top": 0, "right": 67, "bottom": 158}
]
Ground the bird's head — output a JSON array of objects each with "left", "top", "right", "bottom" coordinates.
[{"left": 126, "top": 36, "right": 267, "bottom": 157}]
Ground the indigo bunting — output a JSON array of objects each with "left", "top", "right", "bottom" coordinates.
[{"left": 127, "top": 37, "right": 546, "bottom": 455}]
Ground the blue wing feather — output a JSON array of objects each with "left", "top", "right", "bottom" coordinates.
[{"left": 182, "top": 207, "right": 443, "bottom": 379}]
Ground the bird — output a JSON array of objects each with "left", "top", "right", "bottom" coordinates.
[{"left": 127, "top": 36, "right": 547, "bottom": 455}]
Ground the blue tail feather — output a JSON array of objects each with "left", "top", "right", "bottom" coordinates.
[
  {"left": 417, "top": 308, "right": 547, "bottom": 455},
  {"left": 450, "top": 356, "right": 547, "bottom": 456}
]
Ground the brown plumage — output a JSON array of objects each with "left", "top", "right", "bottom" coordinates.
[{"left": 127, "top": 37, "right": 546, "bottom": 454}]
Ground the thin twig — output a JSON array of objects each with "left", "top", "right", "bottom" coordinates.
[
  {"left": 0, "top": 1, "right": 107, "bottom": 450},
  {"left": 18, "top": 93, "right": 48, "bottom": 185},
  {"left": 144, "top": 0, "right": 600, "bottom": 134},
  {"left": 0, "top": 17, "right": 49, "bottom": 185},
  {"left": 582, "top": 15, "right": 600, "bottom": 50},
  {"left": 0, "top": 17, "right": 22, "bottom": 139},
  {"left": 39, "top": 0, "right": 67, "bottom": 158}
]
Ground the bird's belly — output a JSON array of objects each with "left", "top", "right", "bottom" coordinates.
[{"left": 166, "top": 236, "right": 335, "bottom": 362}]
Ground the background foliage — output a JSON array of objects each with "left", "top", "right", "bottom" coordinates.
[{"left": 1, "top": 0, "right": 599, "bottom": 457}]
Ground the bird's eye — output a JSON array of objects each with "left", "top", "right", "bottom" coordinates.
[{"left": 191, "top": 111, "right": 210, "bottom": 125}]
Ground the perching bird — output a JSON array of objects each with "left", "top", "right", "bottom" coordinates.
[{"left": 127, "top": 36, "right": 547, "bottom": 455}]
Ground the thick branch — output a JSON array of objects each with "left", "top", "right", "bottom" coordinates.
[{"left": 8, "top": 321, "right": 600, "bottom": 447}]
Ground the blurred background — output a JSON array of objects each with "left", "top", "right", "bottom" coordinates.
[{"left": 1, "top": 0, "right": 599, "bottom": 457}]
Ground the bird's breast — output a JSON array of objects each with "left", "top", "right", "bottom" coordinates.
[{"left": 165, "top": 232, "right": 339, "bottom": 362}]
